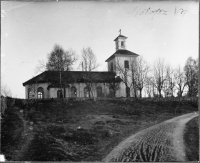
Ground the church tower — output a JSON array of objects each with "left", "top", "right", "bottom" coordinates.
[
  {"left": 105, "top": 30, "right": 139, "bottom": 73},
  {"left": 105, "top": 30, "right": 140, "bottom": 97}
]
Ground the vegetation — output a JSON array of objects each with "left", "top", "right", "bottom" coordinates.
[
  {"left": 34, "top": 42, "right": 198, "bottom": 99},
  {"left": 1, "top": 98, "right": 198, "bottom": 161}
]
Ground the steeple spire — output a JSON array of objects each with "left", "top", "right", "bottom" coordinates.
[{"left": 119, "top": 29, "right": 121, "bottom": 35}]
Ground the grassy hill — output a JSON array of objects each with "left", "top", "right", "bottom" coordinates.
[{"left": 1, "top": 98, "right": 198, "bottom": 161}]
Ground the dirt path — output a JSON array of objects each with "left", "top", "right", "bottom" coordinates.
[{"left": 103, "top": 112, "right": 199, "bottom": 162}]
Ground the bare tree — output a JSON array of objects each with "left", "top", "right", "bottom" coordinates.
[
  {"left": 35, "top": 60, "right": 47, "bottom": 75},
  {"left": 80, "top": 47, "right": 100, "bottom": 97},
  {"left": 151, "top": 58, "right": 167, "bottom": 97},
  {"left": 80, "top": 47, "right": 100, "bottom": 71},
  {"left": 184, "top": 57, "right": 198, "bottom": 97},
  {"left": 174, "top": 65, "right": 186, "bottom": 97},
  {"left": 163, "top": 65, "right": 175, "bottom": 97},
  {"left": 145, "top": 76, "right": 154, "bottom": 97},
  {"left": 130, "top": 56, "right": 150, "bottom": 98}
]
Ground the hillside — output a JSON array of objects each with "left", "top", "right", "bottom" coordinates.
[{"left": 1, "top": 98, "right": 198, "bottom": 161}]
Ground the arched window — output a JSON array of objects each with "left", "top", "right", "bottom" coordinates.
[
  {"left": 124, "top": 60, "right": 129, "bottom": 69},
  {"left": 121, "top": 41, "right": 124, "bottom": 47},
  {"left": 71, "top": 86, "right": 77, "bottom": 97},
  {"left": 84, "top": 86, "right": 90, "bottom": 97},
  {"left": 97, "top": 86, "right": 103, "bottom": 97},
  {"left": 37, "top": 87, "right": 44, "bottom": 99},
  {"left": 110, "top": 62, "right": 114, "bottom": 72},
  {"left": 109, "top": 87, "right": 115, "bottom": 97},
  {"left": 28, "top": 88, "right": 31, "bottom": 99},
  {"left": 57, "top": 90, "right": 62, "bottom": 98}
]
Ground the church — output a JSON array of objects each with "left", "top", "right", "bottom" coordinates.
[{"left": 23, "top": 33, "right": 139, "bottom": 99}]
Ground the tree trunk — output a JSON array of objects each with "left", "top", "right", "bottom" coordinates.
[
  {"left": 158, "top": 89, "right": 162, "bottom": 98},
  {"left": 139, "top": 89, "right": 142, "bottom": 98},
  {"left": 126, "top": 86, "right": 130, "bottom": 98}
]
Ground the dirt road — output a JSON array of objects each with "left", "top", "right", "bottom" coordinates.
[{"left": 103, "top": 112, "right": 199, "bottom": 162}]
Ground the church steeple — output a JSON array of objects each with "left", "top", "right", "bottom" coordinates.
[{"left": 114, "top": 30, "right": 127, "bottom": 51}]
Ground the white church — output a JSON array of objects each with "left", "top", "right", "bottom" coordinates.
[{"left": 23, "top": 33, "right": 139, "bottom": 99}]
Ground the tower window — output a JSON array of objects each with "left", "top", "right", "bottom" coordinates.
[
  {"left": 121, "top": 41, "right": 124, "bottom": 47},
  {"left": 124, "top": 60, "right": 129, "bottom": 69}
]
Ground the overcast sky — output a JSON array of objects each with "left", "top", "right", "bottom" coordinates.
[{"left": 1, "top": 1, "right": 199, "bottom": 98}]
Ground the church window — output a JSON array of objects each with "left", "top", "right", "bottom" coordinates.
[
  {"left": 124, "top": 60, "right": 129, "bottom": 69},
  {"left": 109, "top": 87, "right": 115, "bottom": 97},
  {"left": 71, "top": 86, "right": 77, "bottom": 97},
  {"left": 28, "top": 88, "right": 31, "bottom": 99},
  {"left": 97, "top": 86, "right": 103, "bottom": 97},
  {"left": 121, "top": 41, "right": 124, "bottom": 47},
  {"left": 57, "top": 90, "right": 62, "bottom": 98},
  {"left": 37, "top": 87, "right": 44, "bottom": 99},
  {"left": 84, "top": 86, "right": 90, "bottom": 97}
]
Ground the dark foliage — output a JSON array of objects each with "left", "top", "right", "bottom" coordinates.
[
  {"left": 183, "top": 116, "right": 199, "bottom": 161},
  {"left": 1, "top": 110, "right": 24, "bottom": 160}
]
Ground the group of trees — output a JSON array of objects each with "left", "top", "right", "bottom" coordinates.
[
  {"left": 117, "top": 56, "right": 198, "bottom": 98},
  {"left": 35, "top": 44, "right": 198, "bottom": 98},
  {"left": 35, "top": 45, "right": 99, "bottom": 74}
]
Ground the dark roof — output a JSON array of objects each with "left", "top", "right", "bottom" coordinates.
[
  {"left": 105, "top": 49, "right": 139, "bottom": 62},
  {"left": 22, "top": 71, "right": 121, "bottom": 86},
  {"left": 114, "top": 35, "right": 127, "bottom": 41}
]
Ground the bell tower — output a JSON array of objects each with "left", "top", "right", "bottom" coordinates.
[
  {"left": 114, "top": 29, "right": 127, "bottom": 51},
  {"left": 105, "top": 30, "right": 139, "bottom": 73}
]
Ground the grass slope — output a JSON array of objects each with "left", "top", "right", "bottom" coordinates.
[{"left": 1, "top": 99, "right": 198, "bottom": 161}]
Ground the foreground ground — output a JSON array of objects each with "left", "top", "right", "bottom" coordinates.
[
  {"left": 104, "top": 112, "right": 199, "bottom": 162},
  {"left": 1, "top": 98, "right": 198, "bottom": 161}
]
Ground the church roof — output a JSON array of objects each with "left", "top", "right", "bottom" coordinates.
[
  {"left": 22, "top": 71, "right": 121, "bottom": 86},
  {"left": 105, "top": 49, "right": 139, "bottom": 62},
  {"left": 114, "top": 35, "right": 127, "bottom": 41}
]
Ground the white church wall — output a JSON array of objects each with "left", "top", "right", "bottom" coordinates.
[
  {"left": 49, "top": 88, "right": 59, "bottom": 98},
  {"left": 25, "top": 83, "right": 50, "bottom": 99}
]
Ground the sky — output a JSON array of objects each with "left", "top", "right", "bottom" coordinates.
[{"left": 1, "top": 1, "right": 199, "bottom": 98}]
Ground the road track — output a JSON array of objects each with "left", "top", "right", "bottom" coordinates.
[{"left": 103, "top": 112, "right": 199, "bottom": 162}]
